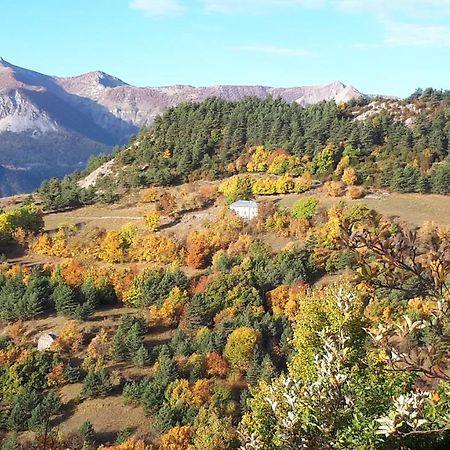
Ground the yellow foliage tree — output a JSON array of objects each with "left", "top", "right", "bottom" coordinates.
[
  {"left": 334, "top": 155, "right": 350, "bottom": 176},
  {"left": 324, "top": 180, "right": 345, "bottom": 197},
  {"left": 145, "top": 210, "right": 160, "bottom": 231},
  {"left": 160, "top": 425, "right": 193, "bottom": 450},
  {"left": 341, "top": 167, "right": 357, "bottom": 186},
  {"left": 275, "top": 175, "right": 295, "bottom": 194},
  {"left": 224, "top": 326, "right": 261, "bottom": 372},
  {"left": 267, "top": 154, "right": 289, "bottom": 175},
  {"left": 99, "top": 231, "right": 126, "bottom": 263},
  {"left": 246, "top": 145, "right": 269, "bottom": 172},
  {"left": 347, "top": 185, "right": 365, "bottom": 199},
  {"left": 131, "top": 233, "right": 179, "bottom": 263},
  {"left": 251, "top": 177, "right": 277, "bottom": 195},
  {"left": 53, "top": 320, "right": 84, "bottom": 353},
  {"left": 33, "top": 234, "right": 53, "bottom": 255},
  {"left": 293, "top": 171, "right": 313, "bottom": 193},
  {"left": 140, "top": 187, "right": 160, "bottom": 203},
  {"left": 148, "top": 287, "right": 187, "bottom": 326}
]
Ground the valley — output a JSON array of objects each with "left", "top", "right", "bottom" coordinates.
[{"left": 0, "top": 88, "right": 450, "bottom": 450}]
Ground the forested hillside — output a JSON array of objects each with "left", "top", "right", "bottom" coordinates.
[
  {"left": 2, "top": 88, "right": 450, "bottom": 450},
  {"left": 39, "top": 90, "right": 450, "bottom": 210}
]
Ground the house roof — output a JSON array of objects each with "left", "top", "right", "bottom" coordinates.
[{"left": 229, "top": 200, "right": 258, "bottom": 208}]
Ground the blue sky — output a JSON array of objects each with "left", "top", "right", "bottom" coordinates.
[{"left": 1, "top": 0, "right": 450, "bottom": 97}]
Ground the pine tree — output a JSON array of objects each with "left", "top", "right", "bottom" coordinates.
[
  {"left": 27, "top": 267, "right": 51, "bottom": 308},
  {"left": 81, "top": 368, "right": 112, "bottom": 398},
  {"left": 126, "top": 323, "right": 144, "bottom": 356},
  {"left": 80, "top": 277, "right": 99, "bottom": 312},
  {"left": 112, "top": 328, "right": 128, "bottom": 361},
  {"left": 51, "top": 280, "right": 77, "bottom": 317},
  {"left": 259, "top": 354, "right": 276, "bottom": 382},
  {"left": 132, "top": 344, "right": 149, "bottom": 367},
  {"left": 187, "top": 294, "right": 210, "bottom": 330},
  {"left": 22, "top": 290, "right": 44, "bottom": 319},
  {"left": 28, "top": 390, "right": 62, "bottom": 434},
  {"left": 80, "top": 420, "right": 96, "bottom": 446}
]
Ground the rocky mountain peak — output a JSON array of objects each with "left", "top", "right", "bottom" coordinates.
[{"left": 59, "top": 70, "right": 128, "bottom": 90}]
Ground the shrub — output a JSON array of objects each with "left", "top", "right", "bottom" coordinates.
[
  {"left": 346, "top": 185, "right": 365, "bottom": 199},
  {"left": 324, "top": 180, "right": 345, "bottom": 197},
  {"left": 145, "top": 210, "right": 160, "bottom": 231},
  {"left": 292, "top": 197, "right": 319, "bottom": 219}
]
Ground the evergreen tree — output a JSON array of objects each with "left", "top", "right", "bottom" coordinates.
[
  {"left": 21, "top": 290, "right": 44, "bottom": 319},
  {"left": 7, "top": 389, "right": 40, "bottom": 431},
  {"left": 80, "top": 277, "right": 99, "bottom": 312},
  {"left": 132, "top": 344, "right": 149, "bottom": 367},
  {"left": 80, "top": 420, "right": 96, "bottom": 446},
  {"left": 81, "top": 368, "right": 112, "bottom": 398},
  {"left": 112, "top": 328, "right": 128, "bottom": 361},
  {"left": 431, "top": 162, "right": 450, "bottom": 194},
  {"left": 28, "top": 390, "right": 62, "bottom": 434},
  {"left": 51, "top": 280, "right": 78, "bottom": 317},
  {"left": 259, "top": 354, "right": 276, "bottom": 382},
  {"left": 126, "top": 323, "right": 145, "bottom": 356}
]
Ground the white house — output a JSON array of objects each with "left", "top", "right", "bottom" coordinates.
[
  {"left": 229, "top": 200, "right": 258, "bottom": 220},
  {"left": 37, "top": 332, "right": 58, "bottom": 350}
]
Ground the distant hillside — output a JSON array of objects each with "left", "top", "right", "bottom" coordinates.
[
  {"left": 0, "top": 57, "right": 364, "bottom": 196},
  {"left": 37, "top": 93, "right": 450, "bottom": 211}
]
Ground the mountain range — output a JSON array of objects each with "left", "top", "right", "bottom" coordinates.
[{"left": 0, "top": 57, "right": 364, "bottom": 196}]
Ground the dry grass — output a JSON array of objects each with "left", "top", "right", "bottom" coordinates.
[
  {"left": 56, "top": 384, "right": 151, "bottom": 443},
  {"left": 275, "top": 191, "right": 450, "bottom": 227},
  {"left": 43, "top": 204, "right": 149, "bottom": 232}
]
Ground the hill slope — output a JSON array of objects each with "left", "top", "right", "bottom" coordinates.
[{"left": 0, "top": 57, "right": 364, "bottom": 196}]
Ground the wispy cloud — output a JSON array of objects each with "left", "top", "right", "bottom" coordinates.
[
  {"left": 335, "top": 0, "right": 450, "bottom": 18},
  {"left": 385, "top": 23, "right": 450, "bottom": 47},
  {"left": 129, "top": 0, "right": 450, "bottom": 49},
  {"left": 234, "top": 45, "right": 314, "bottom": 56},
  {"left": 130, "top": 0, "right": 184, "bottom": 16},
  {"left": 204, "top": 0, "right": 324, "bottom": 14}
]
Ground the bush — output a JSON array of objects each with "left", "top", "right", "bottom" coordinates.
[
  {"left": 324, "top": 180, "right": 345, "bottom": 197},
  {"left": 292, "top": 197, "right": 319, "bottom": 219},
  {"left": 346, "top": 185, "right": 365, "bottom": 199}
]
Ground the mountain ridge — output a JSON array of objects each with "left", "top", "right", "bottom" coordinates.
[{"left": 0, "top": 58, "right": 365, "bottom": 196}]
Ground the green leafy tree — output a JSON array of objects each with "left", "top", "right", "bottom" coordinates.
[{"left": 291, "top": 196, "right": 319, "bottom": 219}]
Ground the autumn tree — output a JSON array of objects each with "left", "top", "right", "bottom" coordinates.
[
  {"left": 186, "top": 232, "right": 212, "bottom": 269},
  {"left": 145, "top": 210, "right": 160, "bottom": 232},
  {"left": 224, "top": 327, "right": 261, "bottom": 373}
]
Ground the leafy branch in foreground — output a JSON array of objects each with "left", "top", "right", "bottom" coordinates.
[{"left": 239, "top": 287, "right": 450, "bottom": 450}]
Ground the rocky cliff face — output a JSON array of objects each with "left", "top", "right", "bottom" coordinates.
[{"left": 0, "top": 57, "right": 364, "bottom": 195}]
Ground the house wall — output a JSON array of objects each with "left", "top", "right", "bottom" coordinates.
[{"left": 230, "top": 205, "right": 258, "bottom": 220}]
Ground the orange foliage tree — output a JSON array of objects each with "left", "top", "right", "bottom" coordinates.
[
  {"left": 186, "top": 232, "right": 212, "bottom": 269},
  {"left": 160, "top": 425, "right": 193, "bottom": 450}
]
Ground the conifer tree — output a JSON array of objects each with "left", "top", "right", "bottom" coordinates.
[
  {"left": 81, "top": 368, "right": 112, "bottom": 398},
  {"left": 51, "top": 280, "right": 77, "bottom": 317},
  {"left": 132, "top": 344, "right": 150, "bottom": 367},
  {"left": 126, "top": 322, "right": 144, "bottom": 356},
  {"left": 112, "top": 328, "right": 128, "bottom": 361},
  {"left": 80, "top": 420, "right": 96, "bottom": 446}
]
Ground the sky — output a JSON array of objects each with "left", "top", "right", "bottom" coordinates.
[{"left": 1, "top": 0, "right": 450, "bottom": 97}]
